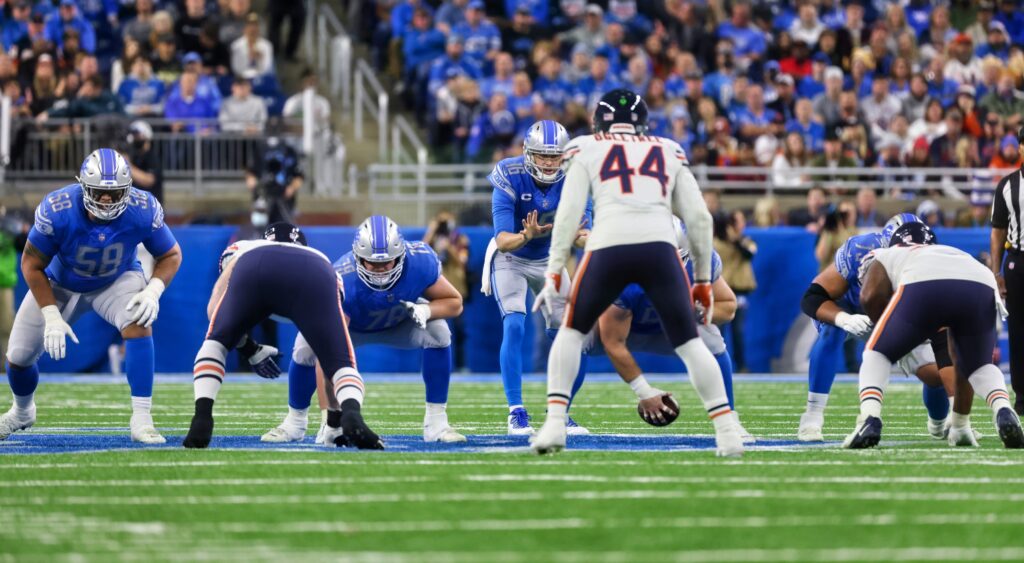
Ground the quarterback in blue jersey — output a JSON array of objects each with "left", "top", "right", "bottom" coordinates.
[
  {"left": 263, "top": 215, "right": 467, "bottom": 444},
  {"left": 798, "top": 213, "right": 956, "bottom": 442},
  {"left": 483, "top": 120, "right": 593, "bottom": 435},
  {"left": 0, "top": 149, "right": 182, "bottom": 444}
]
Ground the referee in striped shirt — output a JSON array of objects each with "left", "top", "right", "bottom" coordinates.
[{"left": 991, "top": 129, "right": 1024, "bottom": 415}]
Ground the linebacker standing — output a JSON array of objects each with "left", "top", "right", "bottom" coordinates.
[{"left": 991, "top": 130, "right": 1024, "bottom": 415}]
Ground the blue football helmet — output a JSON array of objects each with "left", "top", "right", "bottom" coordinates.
[
  {"left": 523, "top": 120, "right": 570, "bottom": 184},
  {"left": 353, "top": 215, "right": 406, "bottom": 291},
  {"left": 881, "top": 213, "right": 922, "bottom": 247},
  {"left": 77, "top": 148, "right": 132, "bottom": 220}
]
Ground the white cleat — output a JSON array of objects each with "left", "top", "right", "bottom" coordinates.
[
  {"left": 565, "top": 416, "right": 589, "bottom": 435},
  {"left": 797, "top": 412, "right": 824, "bottom": 442},
  {"left": 321, "top": 424, "right": 343, "bottom": 447},
  {"left": 0, "top": 406, "right": 35, "bottom": 440},
  {"left": 314, "top": 421, "right": 327, "bottom": 445},
  {"left": 424, "top": 412, "right": 467, "bottom": 443},
  {"left": 530, "top": 419, "right": 567, "bottom": 455},
  {"left": 130, "top": 414, "right": 166, "bottom": 444},
  {"left": 948, "top": 424, "right": 980, "bottom": 447},
  {"left": 928, "top": 417, "right": 948, "bottom": 440},
  {"left": 507, "top": 407, "right": 534, "bottom": 435},
  {"left": 737, "top": 422, "right": 756, "bottom": 444},
  {"left": 261, "top": 424, "right": 307, "bottom": 443},
  {"left": 715, "top": 419, "right": 745, "bottom": 458}
]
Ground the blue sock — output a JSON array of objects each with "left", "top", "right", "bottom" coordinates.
[
  {"left": 500, "top": 313, "right": 526, "bottom": 407},
  {"left": 716, "top": 350, "right": 735, "bottom": 410},
  {"left": 287, "top": 361, "right": 317, "bottom": 410},
  {"left": 922, "top": 382, "right": 950, "bottom": 421},
  {"left": 124, "top": 337, "right": 154, "bottom": 398},
  {"left": 7, "top": 363, "right": 39, "bottom": 397},
  {"left": 808, "top": 325, "right": 845, "bottom": 395},
  {"left": 422, "top": 346, "right": 452, "bottom": 404}
]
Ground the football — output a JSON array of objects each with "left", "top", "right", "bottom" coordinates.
[{"left": 637, "top": 394, "right": 681, "bottom": 427}]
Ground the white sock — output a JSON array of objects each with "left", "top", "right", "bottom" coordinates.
[
  {"left": 332, "top": 367, "right": 365, "bottom": 405},
  {"left": 951, "top": 412, "right": 971, "bottom": 429},
  {"left": 967, "top": 364, "right": 1013, "bottom": 414},
  {"left": 131, "top": 396, "right": 152, "bottom": 416},
  {"left": 426, "top": 403, "right": 446, "bottom": 416},
  {"left": 193, "top": 340, "right": 227, "bottom": 401},
  {"left": 13, "top": 393, "right": 34, "bottom": 411},
  {"left": 320, "top": 408, "right": 328, "bottom": 426},
  {"left": 674, "top": 338, "right": 730, "bottom": 421},
  {"left": 629, "top": 374, "right": 657, "bottom": 400},
  {"left": 545, "top": 328, "right": 584, "bottom": 420},
  {"left": 858, "top": 350, "right": 891, "bottom": 419},
  {"left": 508, "top": 404, "right": 524, "bottom": 413},
  {"left": 284, "top": 407, "right": 308, "bottom": 427},
  {"left": 806, "top": 392, "right": 830, "bottom": 416},
  {"left": 108, "top": 344, "right": 123, "bottom": 377}
]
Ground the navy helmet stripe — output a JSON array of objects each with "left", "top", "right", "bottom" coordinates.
[{"left": 370, "top": 215, "right": 388, "bottom": 254}]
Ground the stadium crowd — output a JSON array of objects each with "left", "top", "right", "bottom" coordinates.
[{"left": 363, "top": 0, "right": 1024, "bottom": 223}]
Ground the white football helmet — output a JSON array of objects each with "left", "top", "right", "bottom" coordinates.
[
  {"left": 77, "top": 148, "right": 132, "bottom": 220},
  {"left": 523, "top": 120, "right": 570, "bottom": 184},
  {"left": 353, "top": 215, "right": 406, "bottom": 291}
]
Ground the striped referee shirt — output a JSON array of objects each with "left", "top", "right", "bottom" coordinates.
[{"left": 992, "top": 168, "right": 1024, "bottom": 251}]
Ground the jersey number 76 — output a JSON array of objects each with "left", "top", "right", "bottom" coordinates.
[{"left": 599, "top": 145, "right": 669, "bottom": 196}]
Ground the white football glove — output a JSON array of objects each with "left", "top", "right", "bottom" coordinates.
[
  {"left": 401, "top": 301, "right": 432, "bottom": 329},
  {"left": 835, "top": 311, "right": 873, "bottom": 338},
  {"left": 126, "top": 279, "right": 165, "bottom": 328},
  {"left": 532, "top": 271, "right": 569, "bottom": 317},
  {"left": 41, "top": 304, "right": 78, "bottom": 361}
]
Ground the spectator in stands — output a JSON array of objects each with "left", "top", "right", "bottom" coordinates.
[
  {"left": 714, "top": 208, "right": 756, "bottom": 371},
  {"left": 268, "top": 0, "right": 306, "bottom": 61},
  {"left": 753, "top": 195, "right": 782, "bottom": 227},
  {"left": 176, "top": 0, "right": 210, "bottom": 55},
  {"left": 810, "top": 124, "right": 857, "bottom": 181},
  {"left": 401, "top": 8, "right": 444, "bottom": 99},
  {"left": 198, "top": 21, "right": 231, "bottom": 77},
  {"left": 28, "top": 54, "right": 59, "bottom": 116},
  {"left": 164, "top": 69, "right": 218, "bottom": 132},
  {"left": 534, "top": 57, "right": 571, "bottom": 112},
  {"left": 502, "top": 6, "right": 543, "bottom": 70},
  {"left": 118, "top": 57, "right": 165, "bottom": 116},
  {"left": 39, "top": 75, "right": 123, "bottom": 120},
  {"left": 428, "top": 35, "right": 481, "bottom": 100},
  {"left": 181, "top": 52, "right": 223, "bottom": 112},
  {"left": 507, "top": 71, "right": 534, "bottom": 123},
  {"left": 772, "top": 131, "right": 809, "bottom": 189},
  {"left": 466, "top": 92, "right": 516, "bottom": 162},
  {"left": 981, "top": 73, "right": 1024, "bottom": 130},
  {"left": 451, "top": 78, "right": 483, "bottom": 161},
  {"left": 716, "top": 0, "right": 764, "bottom": 69},
  {"left": 283, "top": 67, "right": 331, "bottom": 126},
  {"left": 432, "top": 70, "right": 462, "bottom": 152},
  {"left": 424, "top": 210, "right": 469, "bottom": 300},
  {"left": 219, "top": 77, "right": 267, "bottom": 134},
  {"left": 481, "top": 51, "right": 514, "bottom": 100},
  {"left": 149, "top": 10, "right": 174, "bottom": 50},
  {"left": 231, "top": 13, "right": 274, "bottom": 78},
  {"left": 621, "top": 55, "right": 649, "bottom": 95},
  {"left": 908, "top": 98, "right": 948, "bottom": 146},
  {"left": 573, "top": 53, "right": 620, "bottom": 110},
  {"left": 848, "top": 52, "right": 874, "bottom": 99},
  {"left": 834, "top": 90, "right": 872, "bottom": 162},
  {"left": 735, "top": 83, "right": 775, "bottom": 143},
  {"left": 123, "top": 0, "right": 156, "bottom": 46},
  {"left": 977, "top": 21, "right": 1011, "bottom": 62},
  {"left": 2, "top": 1, "right": 32, "bottom": 49},
  {"left": 3, "top": 81, "right": 31, "bottom": 118},
  {"left": 125, "top": 120, "right": 163, "bottom": 204},
  {"left": 957, "top": 188, "right": 995, "bottom": 228},
  {"left": 966, "top": 1, "right": 996, "bottom": 46},
  {"left": 704, "top": 39, "right": 738, "bottom": 109},
  {"left": 787, "top": 97, "right": 824, "bottom": 153},
  {"left": 219, "top": 0, "right": 251, "bottom": 46},
  {"left": 789, "top": 1, "right": 825, "bottom": 46},
  {"left": 944, "top": 33, "right": 983, "bottom": 86},
  {"left": 768, "top": 73, "right": 797, "bottom": 122},
  {"left": 44, "top": 0, "right": 96, "bottom": 54},
  {"left": 815, "top": 201, "right": 857, "bottom": 272},
  {"left": 900, "top": 73, "right": 931, "bottom": 124},
  {"left": 787, "top": 185, "right": 827, "bottom": 231},
  {"left": 990, "top": 134, "right": 1023, "bottom": 170},
  {"left": 924, "top": 56, "right": 959, "bottom": 108},
  {"left": 861, "top": 75, "right": 902, "bottom": 143},
  {"left": 889, "top": 57, "right": 912, "bottom": 96},
  {"left": 151, "top": 33, "right": 182, "bottom": 85},
  {"left": 557, "top": 3, "right": 605, "bottom": 54},
  {"left": 854, "top": 187, "right": 883, "bottom": 227},
  {"left": 453, "top": 1, "right": 500, "bottom": 73},
  {"left": 916, "top": 199, "right": 944, "bottom": 228},
  {"left": 996, "top": 0, "right": 1024, "bottom": 45},
  {"left": 435, "top": 0, "right": 467, "bottom": 34},
  {"left": 606, "top": 0, "right": 651, "bottom": 42},
  {"left": 812, "top": 66, "right": 843, "bottom": 124},
  {"left": 797, "top": 52, "right": 828, "bottom": 99}
]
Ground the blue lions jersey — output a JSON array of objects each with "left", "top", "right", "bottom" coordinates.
[
  {"left": 335, "top": 241, "right": 442, "bottom": 332},
  {"left": 614, "top": 250, "right": 723, "bottom": 335},
  {"left": 489, "top": 156, "right": 593, "bottom": 262},
  {"left": 27, "top": 185, "right": 177, "bottom": 293},
  {"left": 833, "top": 232, "right": 886, "bottom": 312}
]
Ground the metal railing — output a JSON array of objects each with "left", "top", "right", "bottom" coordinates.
[
  {"left": 315, "top": 2, "right": 352, "bottom": 113},
  {"left": 354, "top": 59, "right": 389, "bottom": 161}
]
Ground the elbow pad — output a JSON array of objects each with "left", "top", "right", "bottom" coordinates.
[{"left": 801, "top": 283, "right": 832, "bottom": 319}]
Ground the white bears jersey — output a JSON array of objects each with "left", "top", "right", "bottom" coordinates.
[
  {"left": 547, "top": 127, "right": 715, "bottom": 281},
  {"left": 870, "top": 244, "right": 998, "bottom": 290}
]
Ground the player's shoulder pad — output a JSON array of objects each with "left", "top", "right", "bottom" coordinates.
[
  {"left": 561, "top": 135, "right": 591, "bottom": 164},
  {"left": 488, "top": 158, "right": 523, "bottom": 200},
  {"left": 406, "top": 240, "right": 442, "bottom": 277},
  {"left": 653, "top": 136, "right": 689, "bottom": 164},
  {"left": 126, "top": 189, "right": 165, "bottom": 230},
  {"left": 334, "top": 251, "right": 357, "bottom": 276},
  {"left": 33, "top": 184, "right": 79, "bottom": 235}
]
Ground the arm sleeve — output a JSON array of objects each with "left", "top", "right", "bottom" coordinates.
[
  {"left": 671, "top": 165, "right": 713, "bottom": 282},
  {"left": 582, "top": 197, "right": 594, "bottom": 229},
  {"left": 489, "top": 165, "right": 518, "bottom": 236},
  {"left": 27, "top": 203, "right": 59, "bottom": 257},
  {"left": 992, "top": 179, "right": 1010, "bottom": 229},
  {"left": 142, "top": 197, "right": 177, "bottom": 256},
  {"left": 547, "top": 159, "right": 590, "bottom": 274}
]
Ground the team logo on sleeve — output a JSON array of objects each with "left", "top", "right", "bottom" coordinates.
[{"left": 152, "top": 202, "right": 165, "bottom": 230}]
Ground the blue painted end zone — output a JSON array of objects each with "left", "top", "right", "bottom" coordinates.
[{"left": 0, "top": 433, "right": 825, "bottom": 455}]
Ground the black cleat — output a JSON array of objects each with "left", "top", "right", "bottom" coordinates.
[
  {"left": 844, "top": 416, "right": 883, "bottom": 449},
  {"left": 339, "top": 399, "right": 385, "bottom": 450},
  {"left": 183, "top": 415, "right": 214, "bottom": 448},
  {"left": 996, "top": 408, "right": 1024, "bottom": 449}
]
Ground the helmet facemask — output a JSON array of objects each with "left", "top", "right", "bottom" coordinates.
[
  {"left": 356, "top": 254, "right": 405, "bottom": 291},
  {"left": 79, "top": 177, "right": 131, "bottom": 221},
  {"left": 524, "top": 147, "right": 566, "bottom": 184}
]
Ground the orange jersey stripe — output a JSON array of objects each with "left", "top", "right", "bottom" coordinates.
[
  {"left": 565, "top": 252, "right": 593, "bottom": 328},
  {"left": 866, "top": 285, "right": 905, "bottom": 350}
]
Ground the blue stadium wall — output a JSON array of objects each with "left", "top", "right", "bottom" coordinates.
[{"left": 21, "top": 226, "right": 995, "bottom": 374}]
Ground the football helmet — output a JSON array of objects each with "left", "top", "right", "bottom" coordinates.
[
  {"left": 78, "top": 148, "right": 132, "bottom": 220},
  {"left": 353, "top": 215, "right": 406, "bottom": 291},
  {"left": 523, "top": 120, "right": 570, "bottom": 184},
  {"left": 593, "top": 88, "right": 648, "bottom": 134},
  {"left": 888, "top": 222, "right": 937, "bottom": 247},
  {"left": 881, "top": 213, "right": 921, "bottom": 246},
  {"left": 264, "top": 222, "right": 307, "bottom": 246}
]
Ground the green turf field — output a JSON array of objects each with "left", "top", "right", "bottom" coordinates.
[{"left": 1, "top": 377, "right": 1022, "bottom": 562}]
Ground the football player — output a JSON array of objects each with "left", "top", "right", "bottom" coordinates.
[
  {"left": 0, "top": 149, "right": 181, "bottom": 444},
  {"left": 798, "top": 212, "right": 962, "bottom": 442},
  {"left": 531, "top": 89, "right": 744, "bottom": 456},
  {"left": 185, "top": 223, "right": 382, "bottom": 449},
  {"left": 483, "top": 119, "right": 593, "bottom": 435},
  {"left": 846, "top": 222, "right": 1024, "bottom": 449},
  {"left": 262, "top": 215, "right": 466, "bottom": 444},
  {"left": 592, "top": 219, "right": 753, "bottom": 441}
]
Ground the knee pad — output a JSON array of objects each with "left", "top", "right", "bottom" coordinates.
[
  {"left": 424, "top": 319, "right": 452, "bottom": 349},
  {"left": 292, "top": 340, "right": 317, "bottom": 367},
  {"left": 6, "top": 346, "right": 42, "bottom": 369}
]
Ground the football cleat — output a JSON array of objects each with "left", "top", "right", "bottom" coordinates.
[
  {"left": 424, "top": 411, "right": 467, "bottom": 443},
  {"left": 183, "top": 415, "right": 214, "bottom": 449},
  {"left": 261, "top": 424, "right": 307, "bottom": 443},
  {"left": 130, "top": 414, "right": 166, "bottom": 444},
  {"left": 0, "top": 406, "right": 35, "bottom": 440},
  {"left": 843, "top": 415, "right": 883, "bottom": 449},
  {"left": 314, "top": 421, "right": 327, "bottom": 444},
  {"left": 947, "top": 424, "right": 979, "bottom": 447},
  {"left": 334, "top": 400, "right": 384, "bottom": 450},
  {"left": 927, "top": 417, "right": 948, "bottom": 440},
  {"left": 995, "top": 407, "right": 1024, "bottom": 449},
  {"left": 530, "top": 419, "right": 567, "bottom": 455},
  {"left": 565, "top": 416, "right": 589, "bottom": 436},
  {"left": 797, "top": 412, "right": 824, "bottom": 442},
  {"left": 735, "top": 415, "right": 756, "bottom": 444},
  {"left": 715, "top": 418, "right": 745, "bottom": 458},
  {"left": 507, "top": 407, "right": 534, "bottom": 435}
]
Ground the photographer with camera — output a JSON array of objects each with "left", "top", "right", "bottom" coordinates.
[
  {"left": 124, "top": 121, "right": 163, "bottom": 204},
  {"left": 814, "top": 200, "right": 857, "bottom": 273},
  {"left": 245, "top": 136, "right": 303, "bottom": 234}
]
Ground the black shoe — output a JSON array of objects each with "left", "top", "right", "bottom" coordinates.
[
  {"left": 338, "top": 399, "right": 384, "bottom": 450},
  {"left": 845, "top": 416, "right": 883, "bottom": 449},
  {"left": 183, "top": 415, "right": 214, "bottom": 448},
  {"left": 996, "top": 407, "right": 1024, "bottom": 449}
]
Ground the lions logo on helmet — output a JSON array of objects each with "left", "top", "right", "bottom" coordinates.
[
  {"left": 353, "top": 215, "right": 406, "bottom": 291},
  {"left": 881, "top": 213, "right": 922, "bottom": 246},
  {"left": 77, "top": 148, "right": 132, "bottom": 221},
  {"left": 523, "top": 120, "right": 570, "bottom": 184}
]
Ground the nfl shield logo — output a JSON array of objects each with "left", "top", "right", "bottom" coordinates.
[{"left": 98, "top": 233, "right": 106, "bottom": 242}]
